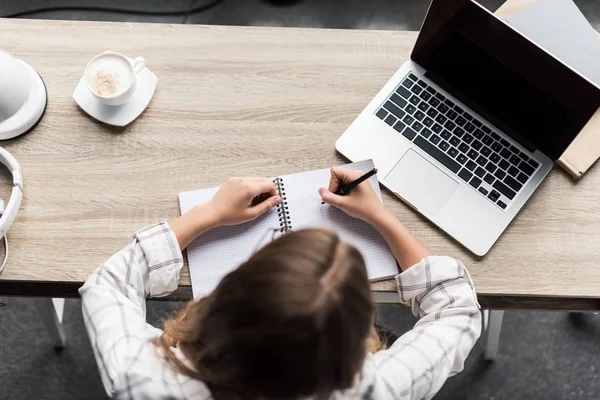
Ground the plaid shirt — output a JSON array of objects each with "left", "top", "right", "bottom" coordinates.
[{"left": 80, "top": 222, "right": 481, "bottom": 400}]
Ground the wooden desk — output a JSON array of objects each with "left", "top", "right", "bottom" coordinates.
[{"left": 0, "top": 1, "right": 599, "bottom": 311}]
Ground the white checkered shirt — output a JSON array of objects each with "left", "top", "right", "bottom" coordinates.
[{"left": 80, "top": 222, "right": 481, "bottom": 399}]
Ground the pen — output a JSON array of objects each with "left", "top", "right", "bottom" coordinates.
[{"left": 322, "top": 168, "right": 378, "bottom": 204}]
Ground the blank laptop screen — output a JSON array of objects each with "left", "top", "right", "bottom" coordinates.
[{"left": 412, "top": 0, "right": 600, "bottom": 160}]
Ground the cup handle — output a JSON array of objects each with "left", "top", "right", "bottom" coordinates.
[{"left": 132, "top": 57, "right": 146, "bottom": 74}]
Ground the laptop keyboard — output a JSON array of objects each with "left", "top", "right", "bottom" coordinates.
[{"left": 376, "top": 72, "right": 540, "bottom": 209}]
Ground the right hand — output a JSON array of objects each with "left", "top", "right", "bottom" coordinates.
[{"left": 318, "top": 167, "right": 388, "bottom": 224}]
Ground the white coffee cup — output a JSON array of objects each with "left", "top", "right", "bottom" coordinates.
[{"left": 84, "top": 51, "right": 145, "bottom": 106}]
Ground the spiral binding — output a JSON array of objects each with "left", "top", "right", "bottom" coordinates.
[{"left": 273, "top": 177, "right": 291, "bottom": 233}]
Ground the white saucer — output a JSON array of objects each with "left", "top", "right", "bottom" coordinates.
[{"left": 73, "top": 63, "right": 158, "bottom": 127}]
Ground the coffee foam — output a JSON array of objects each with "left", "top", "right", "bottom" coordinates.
[{"left": 85, "top": 55, "right": 133, "bottom": 97}]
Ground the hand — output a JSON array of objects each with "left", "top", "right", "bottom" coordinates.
[
  {"left": 318, "top": 167, "right": 387, "bottom": 224},
  {"left": 207, "top": 177, "right": 282, "bottom": 227}
]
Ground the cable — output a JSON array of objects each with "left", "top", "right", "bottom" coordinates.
[
  {"left": 1, "top": 0, "right": 226, "bottom": 19},
  {"left": 0, "top": 235, "right": 8, "bottom": 275}
]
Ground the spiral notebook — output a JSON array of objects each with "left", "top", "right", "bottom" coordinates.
[{"left": 179, "top": 160, "right": 399, "bottom": 298}]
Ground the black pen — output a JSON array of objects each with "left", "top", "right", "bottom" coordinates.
[{"left": 322, "top": 168, "right": 378, "bottom": 204}]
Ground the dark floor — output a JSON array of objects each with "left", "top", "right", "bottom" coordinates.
[
  {"left": 2, "top": 0, "right": 600, "bottom": 399},
  {"left": 1, "top": 298, "right": 600, "bottom": 400},
  {"left": 2, "top": 0, "right": 600, "bottom": 29}
]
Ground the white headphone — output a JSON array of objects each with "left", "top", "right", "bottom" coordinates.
[{"left": 0, "top": 147, "right": 22, "bottom": 274}]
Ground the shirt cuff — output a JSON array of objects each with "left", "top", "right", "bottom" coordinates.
[
  {"left": 134, "top": 222, "right": 184, "bottom": 297},
  {"left": 394, "top": 256, "right": 473, "bottom": 304}
]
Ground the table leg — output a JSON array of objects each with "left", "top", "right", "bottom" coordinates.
[
  {"left": 33, "top": 298, "right": 67, "bottom": 349},
  {"left": 482, "top": 309, "right": 504, "bottom": 361}
]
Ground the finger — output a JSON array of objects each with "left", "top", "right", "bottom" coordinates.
[
  {"left": 249, "top": 195, "right": 282, "bottom": 218},
  {"left": 249, "top": 178, "right": 277, "bottom": 197},
  {"left": 251, "top": 189, "right": 278, "bottom": 207},
  {"left": 251, "top": 192, "right": 271, "bottom": 206},
  {"left": 330, "top": 168, "right": 363, "bottom": 191},
  {"left": 319, "top": 187, "right": 345, "bottom": 209},
  {"left": 328, "top": 168, "right": 344, "bottom": 193},
  {"left": 329, "top": 168, "right": 354, "bottom": 193}
]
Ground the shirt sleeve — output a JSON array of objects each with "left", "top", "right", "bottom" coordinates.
[
  {"left": 78, "top": 222, "right": 184, "bottom": 398},
  {"left": 366, "top": 256, "right": 482, "bottom": 400}
]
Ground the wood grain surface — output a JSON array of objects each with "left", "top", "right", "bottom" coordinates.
[
  {"left": 0, "top": 6, "right": 599, "bottom": 307},
  {"left": 495, "top": 0, "right": 539, "bottom": 17}
]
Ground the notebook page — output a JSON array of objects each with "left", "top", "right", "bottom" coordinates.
[
  {"left": 179, "top": 188, "right": 283, "bottom": 298},
  {"left": 280, "top": 160, "right": 399, "bottom": 281}
]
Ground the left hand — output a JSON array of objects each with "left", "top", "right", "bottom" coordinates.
[{"left": 206, "top": 177, "right": 282, "bottom": 227}]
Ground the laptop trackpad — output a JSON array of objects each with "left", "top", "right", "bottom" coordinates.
[{"left": 385, "top": 149, "right": 459, "bottom": 216}]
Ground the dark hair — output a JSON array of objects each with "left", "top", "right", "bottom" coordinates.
[{"left": 154, "top": 229, "right": 379, "bottom": 399}]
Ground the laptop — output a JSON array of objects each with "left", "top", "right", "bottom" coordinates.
[{"left": 336, "top": 0, "right": 600, "bottom": 256}]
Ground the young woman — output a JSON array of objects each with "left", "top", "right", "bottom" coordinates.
[{"left": 80, "top": 167, "right": 481, "bottom": 400}]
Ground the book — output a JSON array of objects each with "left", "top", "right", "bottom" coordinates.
[{"left": 179, "top": 159, "right": 398, "bottom": 298}]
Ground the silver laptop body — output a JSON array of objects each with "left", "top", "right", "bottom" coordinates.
[{"left": 336, "top": 0, "right": 600, "bottom": 256}]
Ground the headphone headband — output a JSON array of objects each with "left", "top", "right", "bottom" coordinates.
[{"left": 0, "top": 147, "right": 22, "bottom": 238}]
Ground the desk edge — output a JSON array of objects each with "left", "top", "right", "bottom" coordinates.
[{"left": 1, "top": 281, "right": 598, "bottom": 311}]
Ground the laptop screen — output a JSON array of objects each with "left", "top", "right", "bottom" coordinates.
[{"left": 411, "top": 0, "right": 600, "bottom": 160}]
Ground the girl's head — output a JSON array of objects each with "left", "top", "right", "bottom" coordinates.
[{"left": 155, "top": 229, "right": 376, "bottom": 399}]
